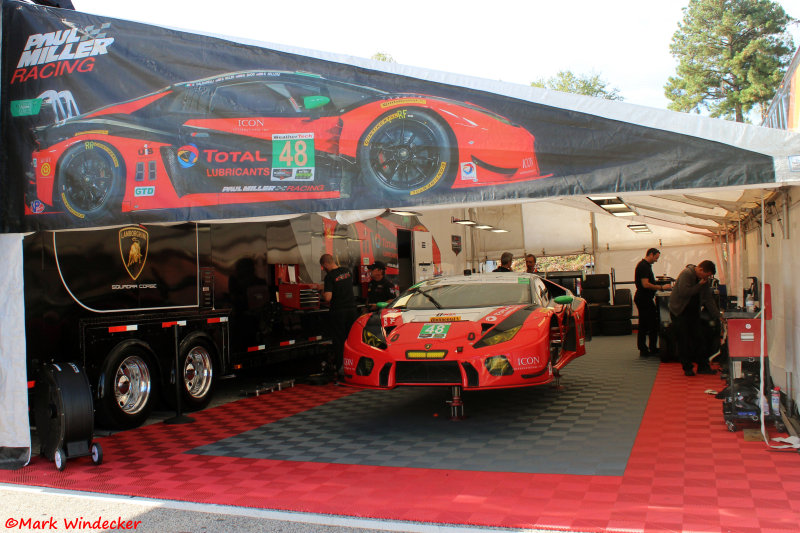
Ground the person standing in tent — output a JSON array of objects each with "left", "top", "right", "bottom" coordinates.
[
  {"left": 668, "top": 261, "right": 720, "bottom": 376},
  {"left": 366, "top": 261, "right": 395, "bottom": 310},
  {"left": 493, "top": 252, "right": 513, "bottom": 272},
  {"left": 634, "top": 248, "right": 671, "bottom": 358},
  {"left": 525, "top": 254, "right": 538, "bottom": 273},
  {"left": 319, "top": 253, "right": 357, "bottom": 380}
]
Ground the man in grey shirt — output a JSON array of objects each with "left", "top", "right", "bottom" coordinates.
[{"left": 668, "top": 261, "right": 720, "bottom": 376}]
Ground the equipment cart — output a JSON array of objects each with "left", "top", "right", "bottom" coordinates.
[{"left": 721, "top": 310, "right": 785, "bottom": 433}]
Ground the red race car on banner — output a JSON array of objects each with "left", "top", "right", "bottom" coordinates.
[
  {"left": 343, "top": 273, "right": 588, "bottom": 390},
  {"left": 29, "top": 71, "right": 546, "bottom": 220}
]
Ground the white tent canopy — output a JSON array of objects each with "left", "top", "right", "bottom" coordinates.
[{"left": 3, "top": 1, "right": 800, "bottom": 468}]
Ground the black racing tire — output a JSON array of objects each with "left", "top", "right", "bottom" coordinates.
[
  {"left": 583, "top": 274, "right": 610, "bottom": 289},
  {"left": 96, "top": 344, "right": 156, "bottom": 430},
  {"left": 588, "top": 303, "right": 602, "bottom": 320},
  {"left": 56, "top": 140, "right": 125, "bottom": 220},
  {"left": 614, "top": 288, "right": 632, "bottom": 306},
  {"left": 600, "top": 304, "right": 633, "bottom": 321},
  {"left": 174, "top": 336, "right": 216, "bottom": 411},
  {"left": 582, "top": 287, "right": 610, "bottom": 304},
  {"left": 357, "top": 108, "right": 455, "bottom": 197}
]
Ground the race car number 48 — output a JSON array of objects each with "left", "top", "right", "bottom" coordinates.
[{"left": 419, "top": 323, "right": 450, "bottom": 339}]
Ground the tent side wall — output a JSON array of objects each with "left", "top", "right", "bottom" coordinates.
[
  {"left": 0, "top": 233, "right": 30, "bottom": 469},
  {"left": 594, "top": 243, "right": 719, "bottom": 289},
  {"left": 725, "top": 186, "right": 800, "bottom": 415}
]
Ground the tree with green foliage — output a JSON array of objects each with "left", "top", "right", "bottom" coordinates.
[
  {"left": 665, "top": 0, "right": 794, "bottom": 122},
  {"left": 371, "top": 52, "right": 396, "bottom": 63},
  {"left": 531, "top": 70, "right": 623, "bottom": 100}
]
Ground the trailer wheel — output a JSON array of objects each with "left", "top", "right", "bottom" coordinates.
[
  {"left": 177, "top": 337, "right": 216, "bottom": 411},
  {"left": 97, "top": 346, "right": 155, "bottom": 430}
]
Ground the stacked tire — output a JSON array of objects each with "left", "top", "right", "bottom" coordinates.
[
  {"left": 600, "top": 288, "right": 633, "bottom": 335},
  {"left": 582, "top": 274, "right": 610, "bottom": 336},
  {"left": 587, "top": 303, "right": 602, "bottom": 339}
]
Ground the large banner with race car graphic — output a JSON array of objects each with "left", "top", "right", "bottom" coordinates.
[{"left": 0, "top": 0, "right": 784, "bottom": 233}]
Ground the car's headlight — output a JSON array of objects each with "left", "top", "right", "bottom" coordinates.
[
  {"left": 477, "top": 325, "right": 522, "bottom": 346},
  {"left": 361, "top": 313, "right": 387, "bottom": 349},
  {"left": 473, "top": 307, "right": 533, "bottom": 348}
]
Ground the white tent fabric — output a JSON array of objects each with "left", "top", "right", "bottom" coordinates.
[
  {"left": 3, "top": 4, "right": 800, "bottom": 465},
  {"left": 0, "top": 233, "right": 31, "bottom": 468}
]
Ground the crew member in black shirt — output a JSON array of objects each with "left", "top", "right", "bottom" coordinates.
[
  {"left": 634, "top": 248, "right": 671, "bottom": 357},
  {"left": 493, "top": 252, "right": 513, "bottom": 272},
  {"left": 319, "top": 253, "right": 357, "bottom": 378},
  {"left": 367, "top": 261, "right": 395, "bottom": 310}
]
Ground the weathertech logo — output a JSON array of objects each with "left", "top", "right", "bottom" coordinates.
[
  {"left": 119, "top": 227, "right": 148, "bottom": 281},
  {"left": 12, "top": 24, "right": 115, "bottom": 84}
]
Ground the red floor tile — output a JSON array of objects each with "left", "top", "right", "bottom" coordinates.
[{"left": 2, "top": 364, "right": 800, "bottom": 533}]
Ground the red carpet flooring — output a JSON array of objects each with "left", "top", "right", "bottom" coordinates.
[{"left": 2, "top": 363, "right": 800, "bottom": 533}]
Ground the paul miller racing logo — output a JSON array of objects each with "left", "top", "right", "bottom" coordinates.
[{"left": 12, "top": 23, "right": 115, "bottom": 84}]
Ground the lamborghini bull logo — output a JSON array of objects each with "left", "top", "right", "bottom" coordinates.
[{"left": 119, "top": 227, "right": 148, "bottom": 281}]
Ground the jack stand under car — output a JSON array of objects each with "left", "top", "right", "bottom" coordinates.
[{"left": 447, "top": 385, "right": 466, "bottom": 420}]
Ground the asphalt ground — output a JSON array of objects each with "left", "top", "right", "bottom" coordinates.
[{"left": 0, "top": 483, "right": 569, "bottom": 533}]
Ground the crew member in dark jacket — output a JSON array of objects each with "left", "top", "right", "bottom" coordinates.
[
  {"left": 367, "top": 261, "right": 395, "bottom": 310},
  {"left": 668, "top": 260, "right": 720, "bottom": 376},
  {"left": 634, "top": 248, "right": 671, "bottom": 357},
  {"left": 320, "top": 253, "right": 357, "bottom": 378},
  {"left": 493, "top": 252, "right": 513, "bottom": 272}
]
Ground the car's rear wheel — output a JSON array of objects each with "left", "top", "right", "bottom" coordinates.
[
  {"left": 358, "top": 109, "right": 455, "bottom": 197},
  {"left": 56, "top": 140, "right": 124, "bottom": 219}
]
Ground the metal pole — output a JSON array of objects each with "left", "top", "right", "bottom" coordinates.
[{"left": 164, "top": 323, "right": 194, "bottom": 425}]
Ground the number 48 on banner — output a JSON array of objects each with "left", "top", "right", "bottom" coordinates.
[{"left": 271, "top": 133, "right": 315, "bottom": 181}]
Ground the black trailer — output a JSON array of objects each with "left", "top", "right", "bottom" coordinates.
[{"left": 24, "top": 220, "right": 333, "bottom": 429}]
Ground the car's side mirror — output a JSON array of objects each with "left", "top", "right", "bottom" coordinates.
[
  {"left": 554, "top": 295, "right": 573, "bottom": 305},
  {"left": 304, "top": 95, "right": 330, "bottom": 110},
  {"left": 376, "top": 301, "right": 389, "bottom": 309}
]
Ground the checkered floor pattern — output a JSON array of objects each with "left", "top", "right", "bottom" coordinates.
[
  {"left": 2, "top": 336, "right": 800, "bottom": 533},
  {"left": 191, "top": 345, "right": 658, "bottom": 475}
]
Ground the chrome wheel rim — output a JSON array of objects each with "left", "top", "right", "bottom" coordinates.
[
  {"left": 114, "top": 355, "right": 151, "bottom": 415},
  {"left": 183, "top": 346, "right": 213, "bottom": 399}
]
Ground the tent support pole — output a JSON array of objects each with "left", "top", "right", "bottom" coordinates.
[{"left": 590, "top": 212, "right": 598, "bottom": 271}]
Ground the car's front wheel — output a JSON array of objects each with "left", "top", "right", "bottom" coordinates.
[
  {"left": 357, "top": 109, "right": 455, "bottom": 197},
  {"left": 56, "top": 140, "right": 124, "bottom": 219}
]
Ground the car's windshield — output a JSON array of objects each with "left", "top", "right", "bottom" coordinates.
[{"left": 392, "top": 281, "right": 533, "bottom": 310}]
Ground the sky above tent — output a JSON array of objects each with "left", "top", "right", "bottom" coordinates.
[{"left": 70, "top": 0, "right": 800, "bottom": 111}]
